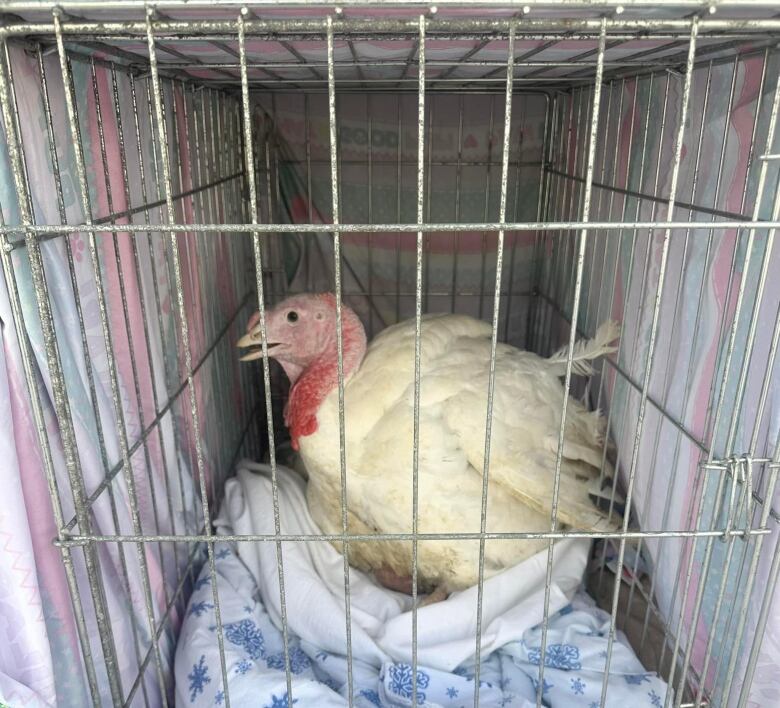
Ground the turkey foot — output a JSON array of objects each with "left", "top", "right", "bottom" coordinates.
[
  {"left": 417, "top": 585, "right": 449, "bottom": 607},
  {"left": 374, "top": 567, "right": 449, "bottom": 606},
  {"left": 375, "top": 567, "right": 413, "bottom": 594}
]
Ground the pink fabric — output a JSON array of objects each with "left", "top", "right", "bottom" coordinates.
[{"left": 0, "top": 43, "right": 248, "bottom": 706}]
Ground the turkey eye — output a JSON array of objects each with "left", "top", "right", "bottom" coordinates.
[{"left": 287, "top": 311, "right": 299, "bottom": 323}]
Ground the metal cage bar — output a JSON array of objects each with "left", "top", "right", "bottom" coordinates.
[
  {"left": 326, "top": 15, "right": 356, "bottom": 704},
  {"left": 4, "top": 219, "right": 780, "bottom": 236},
  {"left": 5, "top": 16, "right": 780, "bottom": 40},
  {"left": 603, "top": 18, "right": 698, "bottom": 708},
  {"left": 52, "top": 8, "right": 172, "bottom": 701},
  {"left": 686, "top": 56, "right": 755, "bottom": 705},
  {"left": 664, "top": 48, "right": 780, "bottom": 708},
  {"left": 88, "top": 56, "right": 163, "bottom": 707},
  {"left": 411, "top": 13, "right": 426, "bottom": 708},
  {"left": 52, "top": 526, "right": 778, "bottom": 546},
  {"left": 680, "top": 81, "right": 780, "bottom": 708},
  {"left": 472, "top": 23, "right": 516, "bottom": 705},
  {"left": 0, "top": 72, "right": 107, "bottom": 708},
  {"left": 621, "top": 57, "right": 716, "bottom": 638},
  {"left": 237, "top": 8, "right": 294, "bottom": 701},
  {"left": 0, "top": 36, "right": 127, "bottom": 708},
  {"left": 144, "top": 8, "right": 232, "bottom": 706},
  {"left": 536, "top": 18, "right": 608, "bottom": 706}
]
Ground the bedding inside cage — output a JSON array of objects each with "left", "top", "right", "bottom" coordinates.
[
  {"left": 1, "top": 5, "right": 780, "bottom": 708},
  {"left": 175, "top": 462, "right": 669, "bottom": 708}
]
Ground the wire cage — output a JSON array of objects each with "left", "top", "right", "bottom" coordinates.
[{"left": 0, "top": 2, "right": 779, "bottom": 707}]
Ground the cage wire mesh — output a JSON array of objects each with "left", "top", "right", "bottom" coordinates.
[{"left": 0, "top": 2, "right": 779, "bottom": 707}]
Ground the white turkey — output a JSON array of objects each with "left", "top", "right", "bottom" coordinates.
[{"left": 237, "top": 293, "right": 620, "bottom": 599}]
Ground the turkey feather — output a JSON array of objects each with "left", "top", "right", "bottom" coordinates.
[{"left": 547, "top": 320, "right": 621, "bottom": 377}]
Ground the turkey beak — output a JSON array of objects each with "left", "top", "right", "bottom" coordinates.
[{"left": 236, "top": 327, "right": 280, "bottom": 362}]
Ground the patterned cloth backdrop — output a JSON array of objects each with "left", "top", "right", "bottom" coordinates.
[
  {"left": 572, "top": 54, "right": 780, "bottom": 707},
  {"left": 0, "top": 44, "right": 256, "bottom": 706}
]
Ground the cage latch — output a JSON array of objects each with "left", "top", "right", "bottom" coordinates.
[{"left": 705, "top": 455, "right": 754, "bottom": 541}]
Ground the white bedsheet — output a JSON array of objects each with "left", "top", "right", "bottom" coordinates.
[{"left": 174, "top": 461, "right": 670, "bottom": 707}]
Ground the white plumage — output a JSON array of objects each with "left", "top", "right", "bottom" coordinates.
[
  {"left": 303, "top": 315, "right": 618, "bottom": 592},
  {"left": 239, "top": 298, "right": 619, "bottom": 594}
]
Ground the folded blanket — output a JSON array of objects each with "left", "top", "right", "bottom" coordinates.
[{"left": 174, "top": 461, "right": 669, "bottom": 707}]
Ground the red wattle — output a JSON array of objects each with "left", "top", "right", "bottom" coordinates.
[{"left": 280, "top": 297, "right": 367, "bottom": 448}]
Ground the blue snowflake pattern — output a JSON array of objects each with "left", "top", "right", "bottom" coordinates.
[
  {"left": 194, "top": 576, "right": 210, "bottom": 591},
  {"left": 189, "top": 601, "right": 214, "bottom": 618},
  {"left": 215, "top": 689, "right": 224, "bottom": 705},
  {"left": 388, "top": 663, "right": 430, "bottom": 703},
  {"left": 216, "top": 547, "right": 231, "bottom": 559},
  {"left": 188, "top": 655, "right": 211, "bottom": 702},
  {"left": 531, "top": 678, "right": 553, "bottom": 696},
  {"left": 446, "top": 686, "right": 459, "bottom": 698},
  {"left": 527, "top": 643, "right": 582, "bottom": 670},
  {"left": 625, "top": 674, "right": 650, "bottom": 685},
  {"left": 499, "top": 696, "right": 515, "bottom": 707},
  {"left": 235, "top": 660, "right": 253, "bottom": 675},
  {"left": 224, "top": 620, "right": 264, "bottom": 660},
  {"left": 571, "top": 678, "right": 586, "bottom": 695},
  {"left": 359, "top": 689, "right": 382, "bottom": 706},
  {"left": 649, "top": 690, "right": 662, "bottom": 707},
  {"left": 264, "top": 693, "right": 298, "bottom": 708},
  {"left": 266, "top": 648, "right": 311, "bottom": 674},
  {"left": 266, "top": 654, "right": 285, "bottom": 671}
]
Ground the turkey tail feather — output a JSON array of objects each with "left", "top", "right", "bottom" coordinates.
[{"left": 547, "top": 320, "right": 620, "bottom": 376}]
